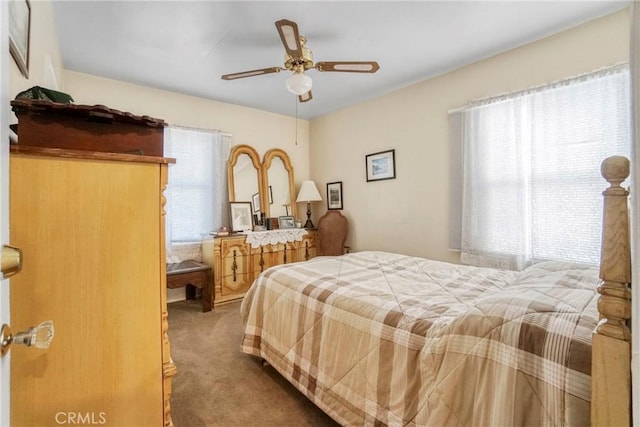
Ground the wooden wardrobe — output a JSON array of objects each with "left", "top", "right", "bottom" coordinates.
[{"left": 9, "top": 146, "right": 175, "bottom": 426}]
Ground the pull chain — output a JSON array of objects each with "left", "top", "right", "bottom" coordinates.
[{"left": 295, "top": 97, "right": 298, "bottom": 146}]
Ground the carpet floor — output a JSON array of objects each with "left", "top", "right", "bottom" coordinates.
[{"left": 167, "top": 298, "right": 339, "bottom": 427}]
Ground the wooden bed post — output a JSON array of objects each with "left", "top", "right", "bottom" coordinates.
[{"left": 591, "top": 155, "right": 632, "bottom": 426}]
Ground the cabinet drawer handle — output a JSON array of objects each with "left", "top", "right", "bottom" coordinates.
[
  {"left": 232, "top": 250, "right": 238, "bottom": 282},
  {"left": 259, "top": 247, "right": 265, "bottom": 272}
]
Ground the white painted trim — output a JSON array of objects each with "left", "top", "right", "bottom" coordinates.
[{"left": 0, "top": 0, "right": 11, "bottom": 424}]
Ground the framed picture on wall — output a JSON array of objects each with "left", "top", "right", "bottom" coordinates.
[
  {"left": 327, "top": 181, "right": 343, "bottom": 210},
  {"left": 230, "top": 202, "right": 253, "bottom": 232},
  {"left": 366, "top": 149, "right": 396, "bottom": 182},
  {"left": 9, "top": 0, "right": 31, "bottom": 78}
]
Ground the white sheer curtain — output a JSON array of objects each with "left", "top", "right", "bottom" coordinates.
[
  {"left": 164, "top": 125, "right": 231, "bottom": 263},
  {"left": 461, "top": 65, "right": 630, "bottom": 270}
]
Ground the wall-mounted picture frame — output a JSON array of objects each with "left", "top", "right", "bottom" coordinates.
[
  {"left": 366, "top": 149, "right": 396, "bottom": 182},
  {"left": 252, "top": 192, "right": 261, "bottom": 213},
  {"left": 9, "top": 0, "right": 31, "bottom": 78},
  {"left": 278, "top": 216, "right": 296, "bottom": 229},
  {"left": 327, "top": 181, "right": 343, "bottom": 210},
  {"left": 230, "top": 202, "right": 254, "bottom": 232}
]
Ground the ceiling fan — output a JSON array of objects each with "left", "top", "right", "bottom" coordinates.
[{"left": 221, "top": 19, "right": 380, "bottom": 103}]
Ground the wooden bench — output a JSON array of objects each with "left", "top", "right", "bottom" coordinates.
[{"left": 166, "top": 260, "right": 213, "bottom": 312}]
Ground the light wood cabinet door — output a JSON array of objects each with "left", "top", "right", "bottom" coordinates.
[
  {"left": 220, "top": 238, "right": 252, "bottom": 299},
  {"left": 297, "top": 233, "right": 317, "bottom": 261},
  {"left": 250, "top": 243, "right": 289, "bottom": 275},
  {"left": 251, "top": 242, "right": 299, "bottom": 276},
  {"left": 10, "top": 153, "right": 166, "bottom": 426},
  {"left": 251, "top": 244, "right": 277, "bottom": 277},
  {"left": 282, "top": 242, "right": 297, "bottom": 265}
]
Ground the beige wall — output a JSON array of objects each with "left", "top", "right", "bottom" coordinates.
[
  {"left": 8, "top": 0, "right": 312, "bottom": 224},
  {"left": 62, "top": 71, "right": 311, "bottom": 211},
  {"left": 10, "top": 1, "right": 629, "bottom": 264},
  {"left": 309, "top": 8, "right": 630, "bottom": 263}
]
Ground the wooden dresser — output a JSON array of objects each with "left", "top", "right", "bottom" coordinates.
[
  {"left": 9, "top": 146, "right": 176, "bottom": 426},
  {"left": 202, "top": 230, "right": 317, "bottom": 305}
]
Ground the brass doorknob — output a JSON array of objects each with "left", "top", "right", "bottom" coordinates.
[{"left": 1, "top": 245, "right": 22, "bottom": 279}]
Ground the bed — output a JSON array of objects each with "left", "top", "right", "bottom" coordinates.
[{"left": 240, "top": 156, "right": 632, "bottom": 426}]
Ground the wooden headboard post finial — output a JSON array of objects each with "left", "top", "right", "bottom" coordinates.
[{"left": 591, "top": 155, "right": 632, "bottom": 426}]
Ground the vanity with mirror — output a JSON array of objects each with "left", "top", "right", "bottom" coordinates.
[
  {"left": 202, "top": 144, "right": 317, "bottom": 306},
  {"left": 227, "top": 144, "right": 297, "bottom": 221}
]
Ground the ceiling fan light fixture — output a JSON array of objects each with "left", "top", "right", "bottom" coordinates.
[
  {"left": 221, "top": 19, "right": 379, "bottom": 103},
  {"left": 286, "top": 72, "right": 312, "bottom": 95}
]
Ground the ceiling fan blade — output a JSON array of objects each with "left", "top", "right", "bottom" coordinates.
[
  {"left": 221, "top": 67, "right": 281, "bottom": 80},
  {"left": 298, "top": 91, "right": 312, "bottom": 103},
  {"left": 315, "top": 61, "right": 380, "bottom": 73},
  {"left": 275, "top": 19, "right": 302, "bottom": 58}
]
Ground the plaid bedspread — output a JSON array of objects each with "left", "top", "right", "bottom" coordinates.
[{"left": 241, "top": 251, "right": 600, "bottom": 426}]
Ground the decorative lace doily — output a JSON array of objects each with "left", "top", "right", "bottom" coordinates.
[{"left": 245, "top": 229, "right": 308, "bottom": 248}]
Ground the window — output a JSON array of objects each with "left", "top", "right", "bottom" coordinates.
[
  {"left": 453, "top": 65, "right": 630, "bottom": 270},
  {"left": 164, "top": 126, "right": 231, "bottom": 260}
]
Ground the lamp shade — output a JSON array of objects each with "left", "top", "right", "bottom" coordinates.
[
  {"left": 286, "top": 73, "right": 312, "bottom": 96},
  {"left": 296, "top": 180, "right": 322, "bottom": 202}
]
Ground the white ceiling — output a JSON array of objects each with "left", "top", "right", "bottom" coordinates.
[{"left": 51, "top": 1, "right": 629, "bottom": 120}]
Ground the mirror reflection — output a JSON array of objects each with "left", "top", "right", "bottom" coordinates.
[
  {"left": 263, "top": 148, "right": 296, "bottom": 219},
  {"left": 268, "top": 156, "right": 290, "bottom": 217},
  {"left": 233, "top": 154, "right": 259, "bottom": 203},
  {"left": 228, "top": 145, "right": 263, "bottom": 217}
]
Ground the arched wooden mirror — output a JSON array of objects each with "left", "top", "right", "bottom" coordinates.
[
  {"left": 263, "top": 148, "right": 296, "bottom": 219},
  {"left": 228, "top": 145, "right": 264, "bottom": 214}
]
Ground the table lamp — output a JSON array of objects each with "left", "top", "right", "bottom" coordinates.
[{"left": 296, "top": 180, "right": 322, "bottom": 228}]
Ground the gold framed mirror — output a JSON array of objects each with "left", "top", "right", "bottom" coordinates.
[
  {"left": 228, "top": 145, "right": 264, "bottom": 216},
  {"left": 262, "top": 148, "right": 296, "bottom": 219}
]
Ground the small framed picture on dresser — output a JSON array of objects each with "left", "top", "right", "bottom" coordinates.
[
  {"left": 327, "top": 181, "right": 343, "bottom": 210},
  {"left": 278, "top": 216, "right": 296, "bottom": 229},
  {"left": 230, "top": 202, "right": 253, "bottom": 232}
]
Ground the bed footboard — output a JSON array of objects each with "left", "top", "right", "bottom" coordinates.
[{"left": 591, "top": 155, "right": 632, "bottom": 426}]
